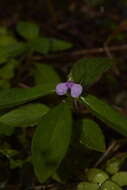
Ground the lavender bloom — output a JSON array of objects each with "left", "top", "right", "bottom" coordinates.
[
  {"left": 65, "top": 81, "right": 75, "bottom": 88},
  {"left": 56, "top": 82, "right": 68, "bottom": 95},
  {"left": 71, "top": 84, "right": 83, "bottom": 98},
  {"left": 56, "top": 81, "right": 83, "bottom": 98}
]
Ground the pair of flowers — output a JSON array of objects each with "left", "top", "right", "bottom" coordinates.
[{"left": 56, "top": 81, "right": 83, "bottom": 98}]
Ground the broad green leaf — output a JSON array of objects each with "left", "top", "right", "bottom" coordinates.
[
  {"left": 0, "top": 83, "right": 55, "bottom": 109},
  {"left": 81, "top": 95, "right": 127, "bottom": 136},
  {"left": 86, "top": 168, "right": 109, "bottom": 185},
  {"left": 80, "top": 119, "right": 105, "bottom": 152},
  {"left": 32, "top": 102, "right": 72, "bottom": 183},
  {"left": 16, "top": 21, "right": 39, "bottom": 40},
  {"left": 31, "top": 37, "right": 72, "bottom": 54},
  {"left": 33, "top": 63, "right": 61, "bottom": 85},
  {"left": 112, "top": 172, "right": 127, "bottom": 187},
  {"left": 77, "top": 182, "right": 99, "bottom": 190},
  {"left": 0, "top": 42, "right": 27, "bottom": 64},
  {"left": 0, "top": 103, "right": 49, "bottom": 128},
  {"left": 100, "top": 180, "right": 122, "bottom": 190},
  {"left": 0, "top": 122, "right": 14, "bottom": 136},
  {"left": 71, "top": 58, "right": 114, "bottom": 86}
]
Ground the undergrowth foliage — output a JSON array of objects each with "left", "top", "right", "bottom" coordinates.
[{"left": 0, "top": 21, "right": 127, "bottom": 188}]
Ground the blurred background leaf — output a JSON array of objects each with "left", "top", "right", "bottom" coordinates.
[
  {"left": 33, "top": 63, "right": 61, "bottom": 85},
  {"left": 16, "top": 21, "right": 40, "bottom": 40}
]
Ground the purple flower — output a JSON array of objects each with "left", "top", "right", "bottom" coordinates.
[
  {"left": 56, "top": 81, "right": 83, "bottom": 98},
  {"left": 66, "top": 81, "right": 75, "bottom": 88},
  {"left": 71, "top": 84, "right": 83, "bottom": 98},
  {"left": 56, "top": 82, "right": 68, "bottom": 95}
]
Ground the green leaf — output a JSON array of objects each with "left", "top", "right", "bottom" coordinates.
[
  {"left": 77, "top": 182, "right": 99, "bottom": 190},
  {"left": 86, "top": 168, "right": 109, "bottom": 185},
  {"left": 0, "top": 42, "right": 27, "bottom": 64},
  {"left": 31, "top": 37, "right": 50, "bottom": 54},
  {"left": 0, "top": 27, "right": 8, "bottom": 35},
  {"left": 0, "top": 103, "right": 49, "bottom": 128},
  {"left": 0, "top": 80, "right": 10, "bottom": 88},
  {"left": 0, "top": 122, "right": 14, "bottom": 136},
  {"left": 100, "top": 180, "right": 122, "bottom": 190},
  {"left": 10, "top": 159, "right": 25, "bottom": 169},
  {"left": 0, "top": 83, "right": 55, "bottom": 109},
  {"left": 0, "top": 147, "right": 19, "bottom": 158},
  {"left": 71, "top": 58, "right": 114, "bottom": 86},
  {"left": 50, "top": 38, "right": 73, "bottom": 52},
  {"left": 81, "top": 95, "right": 127, "bottom": 136},
  {"left": 105, "top": 153, "right": 127, "bottom": 175},
  {"left": 33, "top": 63, "right": 61, "bottom": 85},
  {"left": 16, "top": 21, "right": 39, "bottom": 40},
  {"left": 80, "top": 119, "right": 105, "bottom": 152},
  {"left": 31, "top": 37, "right": 72, "bottom": 54},
  {"left": 0, "top": 35, "right": 16, "bottom": 46},
  {"left": 0, "top": 59, "right": 19, "bottom": 80},
  {"left": 112, "top": 172, "right": 127, "bottom": 187},
  {"left": 32, "top": 102, "right": 72, "bottom": 183}
]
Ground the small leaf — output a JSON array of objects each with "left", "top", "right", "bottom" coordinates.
[
  {"left": 86, "top": 168, "right": 109, "bottom": 185},
  {"left": 71, "top": 58, "right": 114, "bottom": 86},
  {"left": 100, "top": 180, "right": 122, "bottom": 190},
  {"left": 33, "top": 63, "right": 61, "bottom": 85},
  {"left": 32, "top": 102, "right": 72, "bottom": 183},
  {"left": 30, "top": 37, "right": 50, "bottom": 54},
  {"left": 31, "top": 37, "right": 73, "bottom": 54},
  {"left": 50, "top": 38, "right": 73, "bottom": 52},
  {"left": 0, "top": 83, "right": 55, "bottom": 109},
  {"left": 16, "top": 21, "right": 39, "bottom": 40},
  {"left": 0, "top": 42, "right": 27, "bottom": 64},
  {"left": 105, "top": 153, "right": 127, "bottom": 175},
  {"left": 77, "top": 182, "right": 99, "bottom": 190},
  {"left": 80, "top": 119, "right": 105, "bottom": 152},
  {"left": 0, "top": 59, "right": 19, "bottom": 80},
  {"left": 0, "top": 35, "right": 16, "bottom": 46},
  {"left": 10, "top": 159, "right": 25, "bottom": 169},
  {"left": 0, "top": 103, "right": 49, "bottom": 128},
  {"left": 112, "top": 172, "right": 127, "bottom": 187},
  {"left": 81, "top": 95, "right": 127, "bottom": 136}
]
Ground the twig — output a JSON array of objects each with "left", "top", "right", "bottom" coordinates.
[
  {"left": 33, "top": 44, "right": 127, "bottom": 61},
  {"left": 71, "top": 44, "right": 127, "bottom": 56},
  {"left": 18, "top": 83, "right": 30, "bottom": 88},
  {"left": 104, "top": 42, "right": 120, "bottom": 75},
  {"left": 94, "top": 141, "right": 118, "bottom": 168}
]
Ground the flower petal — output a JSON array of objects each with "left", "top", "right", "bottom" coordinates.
[
  {"left": 56, "top": 83, "right": 68, "bottom": 96},
  {"left": 71, "top": 84, "right": 83, "bottom": 98}
]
